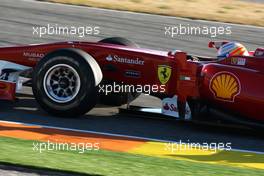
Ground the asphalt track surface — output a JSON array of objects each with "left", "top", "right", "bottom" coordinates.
[
  {"left": 0, "top": 164, "right": 80, "bottom": 176},
  {"left": 0, "top": 0, "right": 264, "bottom": 154}
]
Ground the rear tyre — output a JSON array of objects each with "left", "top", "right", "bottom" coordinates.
[
  {"left": 99, "top": 37, "right": 139, "bottom": 47},
  {"left": 32, "top": 50, "right": 99, "bottom": 117},
  {"left": 98, "top": 37, "right": 140, "bottom": 106}
]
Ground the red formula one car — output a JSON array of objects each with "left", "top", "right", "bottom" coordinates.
[{"left": 0, "top": 37, "right": 263, "bottom": 126}]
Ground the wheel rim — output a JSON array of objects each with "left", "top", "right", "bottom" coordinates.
[{"left": 43, "top": 63, "right": 81, "bottom": 103}]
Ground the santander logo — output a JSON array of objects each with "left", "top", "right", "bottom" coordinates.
[
  {"left": 105, "top": 54, "right": 144, "bottom": 65},
  {"left": 162, "top": 95, "right": 191, "bottom": 120},
  {"left": 163, "top": 102, "right": 178, "bottom": 112},
  {"left": 162, "top": 95, "right": 179, "bottom": 118},
  {"left": 106, "top": 55, "right": 113, "bottom": 61}
]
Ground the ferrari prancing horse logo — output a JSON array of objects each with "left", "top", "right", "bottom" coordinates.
[{"left": 158, "top": 65, "right": 172, "bottom": 84}]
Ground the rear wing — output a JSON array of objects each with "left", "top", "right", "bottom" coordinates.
[
  {"left": 208, "top": 41, "right": 229, "bottom": 50},
  {"left": 254, "top": 48, "right": 264, "bottom": 57}
]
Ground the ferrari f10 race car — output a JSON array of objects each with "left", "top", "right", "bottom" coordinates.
[{"left": 0, "top": 37, "right": 263, "bottom": 126}]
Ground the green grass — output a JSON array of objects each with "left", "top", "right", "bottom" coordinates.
[
  {"left": 222, "top": 6, "right": 236, "bottom": 10},
  {"left": 0, "top": 137, "right": 263, "bottom": 176},
  {"left": 130, "top": 0, "right": 142, "bottom": 3}
]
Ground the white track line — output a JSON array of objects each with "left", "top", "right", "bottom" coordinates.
[{"left": 0, "top": 119, "right": 264, "bottom": 155}]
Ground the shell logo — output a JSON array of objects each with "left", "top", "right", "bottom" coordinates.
[{"left": 209, "top": 71, "right": 241, "bottom": 102}]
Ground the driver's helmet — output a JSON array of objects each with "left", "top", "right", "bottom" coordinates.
[{"left": 217, "top": 42, "right": 249, "bottom": 58}]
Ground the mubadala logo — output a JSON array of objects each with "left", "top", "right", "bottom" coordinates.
[
  {"left": 105, "top": 55, "right": 144, "bottom": 65},
  {"left": 23, "top": 52, "right": 44, "bottom": 58}
]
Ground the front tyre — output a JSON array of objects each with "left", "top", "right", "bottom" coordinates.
[
  {"left": 43, "top": 64, "right": 81, "bottom": 104},
  {"left": 32, "top": 50, "right": 98, "bottom": 117}
]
